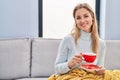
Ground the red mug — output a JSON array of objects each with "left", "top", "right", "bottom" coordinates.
[{"left": 82, "top": 53, "right": 96, "bottom": 63}]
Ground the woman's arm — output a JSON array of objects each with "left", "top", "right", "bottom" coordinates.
[
  {"left": 54, "top": 37, "right": 71, "bottom": 74},
  {"left": 95, "top": 39, "right": 106, "bottom": 75},
  {"left": 97, "top": 39, "right": 106, "bottom": 67},
  {"left": 54, "top": 35, "right": 83, "bottom": 74}
]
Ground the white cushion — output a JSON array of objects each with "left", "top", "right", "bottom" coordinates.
[
  {"left": 105, "top": 40, "right": 120, "bottom": 69},
  {"left": 31, "top": 38, "right": 61, "bottom": 77},
  {"left": 0, "top": 38, "right": 30, "bottom": 79}
]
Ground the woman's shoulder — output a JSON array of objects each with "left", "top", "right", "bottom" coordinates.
[
  {"left": 99, "top": 38, "right": 106, "bottom": 48},
  {"left": 99, "top": 38, "right": 105, "bottom": 44},
  {"left": 61, "top": 34, "right": 74, "bottom": 43},
  {"left": 63, "top": 34, "right": 74, "bottom": 40}
]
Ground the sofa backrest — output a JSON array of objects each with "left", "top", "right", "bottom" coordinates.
[
  {"left": 0, "top": 38, "right": 30, "bottom": 79},
  {"left": 31, "top": 38, "right": 61, "bottom": 77},
  {"left": 104, "top": 40, "right": 120, "bottom": 70}
]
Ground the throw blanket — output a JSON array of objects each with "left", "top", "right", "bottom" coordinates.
[{"left": 48, "top": 68, "right": 120, "bottom": 80}]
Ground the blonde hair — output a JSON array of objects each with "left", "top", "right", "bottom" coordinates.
[{"left": 71, "top": 3, "right": 99, "bottom": 54}]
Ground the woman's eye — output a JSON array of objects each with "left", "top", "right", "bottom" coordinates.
[
  {"left": 76, "top": 17, "right": 81, "bottom": 19},
  {"left": 84, "top": 15, "right": 89, "bottom": 18}
]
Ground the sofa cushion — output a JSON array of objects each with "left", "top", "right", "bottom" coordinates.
[
  {"left": 105, "top": 40, "right": 120, "bottom": 69},
  {"left": 0, "top": 38, "right": 30, "bottom": 79},
  {"left": 31, "top": 38, "right": 61, "bottom": 77}
]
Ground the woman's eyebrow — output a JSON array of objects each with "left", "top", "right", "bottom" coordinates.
[{"left": 84, "top": 13, "right": 89, "bottom": 15}]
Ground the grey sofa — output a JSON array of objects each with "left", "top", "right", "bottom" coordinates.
[{"left": 0, "top": 38, "right": 120, "bottom": 80}]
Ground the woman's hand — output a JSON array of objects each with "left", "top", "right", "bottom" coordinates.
[
  {"left": 95, "top": 67, "right": 105, "bottom": 75},
  {"left": 68, "top": 53, "right": 83, "bottom": 69}
]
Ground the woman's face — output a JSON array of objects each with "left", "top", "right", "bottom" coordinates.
[{"left": 74, "top": 8, "right": 93, "bottom": 33}]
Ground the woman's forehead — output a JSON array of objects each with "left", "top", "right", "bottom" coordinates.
[{"left": 75, "top": 8, "right": 90, "bottom": 16}]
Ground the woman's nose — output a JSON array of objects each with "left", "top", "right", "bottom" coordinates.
[{"left": 80, "top": 18, "right": 85, "bottom": 23}]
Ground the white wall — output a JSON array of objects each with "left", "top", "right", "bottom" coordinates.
[
  {"left": 0, "top": 0, "right": 38, "bottom": 38},
  {"left": 43, "top": 0, "right": 96, "bottom": 39},
  {"left": 101, "top": 0, "right": 120, "bottom": 40}
]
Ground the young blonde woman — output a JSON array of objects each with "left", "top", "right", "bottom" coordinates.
[{"left": 55, "top": 3, "right": 106, "bottom": 75}]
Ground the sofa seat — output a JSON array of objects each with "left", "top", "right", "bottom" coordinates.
[{"left": 16, "top": 78, "right": 48, "bottom": 80}]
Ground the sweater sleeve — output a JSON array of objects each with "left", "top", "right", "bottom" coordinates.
[
  {"left": 54, "top": 37, "right": 71, "bottom": 75},
  {"left": 97, "top": 39, "right": 106, "bottom": 67}
]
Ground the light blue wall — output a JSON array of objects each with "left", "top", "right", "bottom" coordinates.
[
  {"left": 105, "top": 0, "right": 120, "bottom": 40},
  {"left": 100, "top": 0, "right": 120, "bottom": 40},
  {"left": 99, "top": 0, "right": 106, "bottom": 39},
  {"left": 0, "top": 0, "right": 38, "bottom": 38}
]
